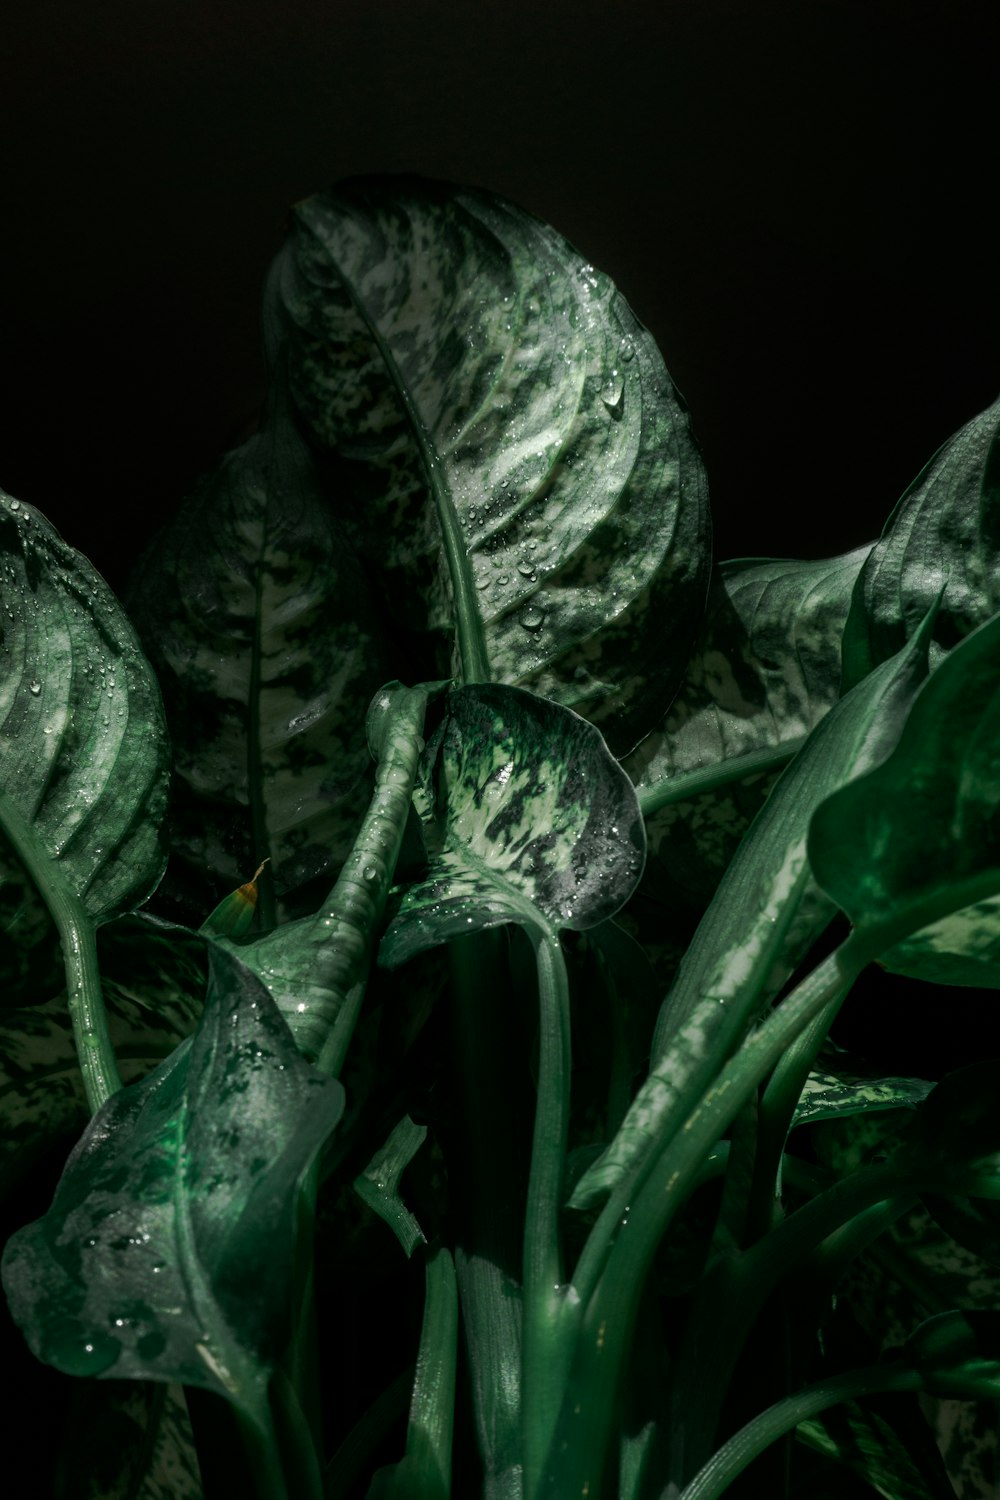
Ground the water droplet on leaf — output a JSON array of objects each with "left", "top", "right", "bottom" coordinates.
[
  {"left": 28, "top": 680, "right": 41, "bottom": 695},
  {"left": 519, "top": 605, "right": 545, "bottom": 631}
]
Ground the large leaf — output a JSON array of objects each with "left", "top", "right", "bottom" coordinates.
[
  {"left": 263, "top": 176, "right": 710, "bottom": 755},
  {"left": 379, "top": 683, "right": 646, "bottom": 966},
  {"left": 126, "top": 397, "right": 387, "bottom": 924},
  {"left": 53, "top": 1381, "right": 202, "bottom": 1500},
  {"left": 842, "top": 392, "right": 1000, "bottom": 688},
  {"left": 809, "top": 612, "right": 1000, "bottom": 984},
  {"left": 0, "top": 916, "right": 205, "bottom": 1196},
  {"left": 570, "top": 615, "right": 934, "bottom": 1210},
  {"left": 796, "top": 1397, "right": 959, "bottom": 1500},
  {"left": 0, "top": 488, "right": 169, "bottom": 920},
  {"left": 1, "top": 946, "right": 344, "bottom": 1431}
]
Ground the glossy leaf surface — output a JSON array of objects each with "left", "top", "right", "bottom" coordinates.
[
  {"left": 571, "top": 616, "right": 933, "bottom": 1210},
  {"left": 2, "top": 947, "right": 344, "bottom": 1425},
  {"left": 0, "top": 489, "right": 169, "bottom": 920},
  {"left": 843, "top": 392, "right": 1000, "bottom": 687},
  {"left": 380, "top": 683, "right": 646, "bottom": 966},
  {"left": 264, "top": 177, "right": 710, "bottom": 754},
  {"left": 810, "top": 612, "right": 1000, "bottom": 982},
  {"left": 127, "top": 407, "right": 386, "bottom": 924}
]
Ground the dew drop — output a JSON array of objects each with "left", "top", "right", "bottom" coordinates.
[
  {"left": 517, "top": 561, "right": 535, "bottom": 577},
  {"left": 498, "top": 572, "right": 511, "bottom": 586},
  {"left": 519, "top": 605, "right": 545, "bottom": 631},
  {"left": 600, "top": 373, "right": 625, "bottom": 416},
  {"left": 28, "top": 680, "right": 41, "bottom": 696},
  {"left": 8, "top": 498, "right": 20, "bottom": 511},
  {"left": 362, "top": 865, "right": 377, "bottom": 881},
  {"left": 619, "top": 336, "right": 636, "bottom": 362}
]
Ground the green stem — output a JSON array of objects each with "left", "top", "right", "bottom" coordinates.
[
  {"left": 522, "top": 927, "right": 576, "bottom": 1500},
  {"left": 636, "top": 738, "right": 806, "bottom": 820},
  {"left": 234, "top": 1403, "right": 299, "bottom": 1500},
  {"left": 546, "top": 931, "right": 876, "bottom": 1497},
  {"left": 672, "top": 1363, "right": 923, "bottom": 1500},
  {"left": 0, "top": 789, "right": 120, "bottom": 1112},
  {"left": 666, "top": 1162, "right": 918, "bottom": 1485}
]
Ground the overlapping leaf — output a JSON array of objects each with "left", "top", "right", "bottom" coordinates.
[
  {"left": 843, "top": 392, "right": 1000, "bottom": 687},
  {"left": 810, "top": 612, "right": 1000, "bottom": 984},
  {"left": 264, "top": 176, "right": 710, "bottom": 755},
  {"left": 0, "top": 489, "right": 169, "bottom": 921},
  {"left": 2, "top": 947, "right": 343, "bottom": 1428},
  {"left": 624, "top": 545, "right": 869, "bottom": 895},
  {"left": 379, "top": 683, "right": 646, "bottom": 966},
  {"left": 126, "top": 404, "right": 387, "bottom": 924},
  {"left": 570, "top": 615, "right": 934, "bottom": 1210},
  {"left": 53, "top": 1381, "right": 202, "bottom": 1500}
]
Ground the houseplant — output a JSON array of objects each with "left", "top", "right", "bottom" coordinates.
[{"left": 2, "top": 176, "right": 999, "bottom": 1498}]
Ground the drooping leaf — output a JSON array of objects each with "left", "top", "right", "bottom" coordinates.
[
  {"left": 842, "top": 392, "right": 1000, "bottom": 689},
  {"left": 626, "top": 546, "right": 870, "bottom": 887},
  {"left": 379, "top": 683, "right": 646, "bottom": 967},
  {"left": 570, "top": 614, "right": 934, "bottom": 1211},
  {"left": 1, "top": 946, "right": 344, "bottom": 1430},
  {"left": 354, "top": 1114, "right": 428, "bottom": 1258},
  {"left": 264, "top": 176, "right": 711, "bottom": 755},
  {"left": 791, "top": 1074, "right": 934, "bottom": 1132},
  {"left": 126, "top": 396, "right": 387, "bottom": 925},
  {"left": 0, "top": 489, "right": 169, "bottom": 920},
  {"left": 809, "top": 612, "right": 1000, "bottom": 984}
]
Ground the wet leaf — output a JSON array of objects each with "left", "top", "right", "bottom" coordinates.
[
  {"left": 379, "top": 683, "right": 645, "bottom": 965},
  {"left": 791, "top": 1073, "right": 934, "bottom": 1132},
  {"left": 354, "top": 1114, "right": 428, "bottom": 1258},
  {"left": 264, "top": 176, "right": 710, "bottom": 755},
  {"left": 1, "top": 947, "right": 344, "bottom": 1430},
  {"left": 843, "top": 392, "right": 1000, "bottom": 688},
  {"left": 810, "top": 612, "right": 1000, "bottom": 983},
  {"left": 126, "top": 397, "right": 387, "bottom": 925},
  {"left": 0, "top": 488, "right": 169, "bottom": 921}
]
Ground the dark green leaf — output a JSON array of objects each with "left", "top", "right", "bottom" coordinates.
[
  {"left": 901, "top": 1310, "right": 1000, "bottom": 1400},
  {"left": 0, "top": 821, "right": 62, "bottom": 1006},
  {"left": 1, "top": 947, "right": 344, "bottom": 1428},
  {"left": 842, "top": 393, "right": 1000, "bottom": 689},
  {"left": 901, "top": 1062, "right": 1000, "bottom": 1196},
  {"left": 0, "top": 489, "right": 169, "bottom": 920},
  {"left": 54, "top": 1381, "right": 202, "bottom": 1500},
  {"left": 380, "top": 683, "right": 645, "bottom": 965},
  {"left": 791, "top": 1073, "right": 934, "bottom": 1132},
  {"left": 0, "top": 917, "right": 205, "bottom": 1196},
  {"left": 571, "top": 612, "right": 933, "bottom": 1210},
  {"left": 354, "top": 1114, "right": 428, "bottom": 1258},
  {"left": 796, "top": 1396, "right": 959, "bottom": 1500},
  {"left": 126, "top": 400, "right": 387, "bottom": 924},
  {"left": 809, "top": 613, "right": 1000, "bottom": 983},
  {"left": 264, "top": 176, "right": 710, "bottom": 754}
]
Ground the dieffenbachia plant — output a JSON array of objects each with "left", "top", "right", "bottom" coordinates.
[{"left": 2, "top": 176, "right": 1000, "bottom": 1500}]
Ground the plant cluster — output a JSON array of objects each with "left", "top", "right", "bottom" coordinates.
[{"left": 2, "top": 176, "right": 1000, "bottom": 1500}]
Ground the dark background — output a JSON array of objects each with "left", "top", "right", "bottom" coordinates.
[{"left": 3, "top": 1, "right": 1000, "bottom": 595}]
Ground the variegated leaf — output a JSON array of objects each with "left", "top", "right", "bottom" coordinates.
[
  {"left": 126, "top": 399, "right": 387, "bottom": 925},
  {"left": 0, "top": 489, "right": 169, "bottom": 922},
  {"left": 379, "top": 683, "right": 646, "bottom": 966},
  {"left": 54, "top": 1381, "right": 202, "bottom": 1500},
  {"left": 843, "top": 391, "right": 1000, "bottom": 688},
  {"left": 791, "top": 1072, "right": 934, "bottom": 1131},
  {"left": 263, "top": 177, "right": 710, "bottom": 755}
]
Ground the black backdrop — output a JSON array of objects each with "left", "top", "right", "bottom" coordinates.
[{"left": 3, "top": 1, "right": 1000, "bottom": 593}]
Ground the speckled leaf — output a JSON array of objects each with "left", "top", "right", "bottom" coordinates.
[
  {"left": 570, "top": 616, "right": 933, "bottom": 1211},
  {"left": 126, "top": 400, "right": 387, "bottom": 925},
  {"left": 624, "top": 546, "right": 869, "bottom": 890},
  {"left": 53, "top": 1381, "right": 202, "bottom": 1500},
  {"left": 843, "top": 392, "right": 1000, "bottom": 689},
  {"left": 264, "top": 177, "right": 710, "bottom": 755},
  {"left": 0, "top": 917, "right": 205, "bottom": 1196},
  {"left": 796, "top": 1397, "right": 960, "bottom": 1500},
  {"left": 791, "top": 1072, "right": 934, "bottom": 1131},
  {"left": 810, "top": 612, "right": 1000, "bottom": 984},
  {"left": 1, "top": 946, "right": 344, "bottom": 1430},
  {"left": 379, "top": 683, "right": 645, "bottom": 966},
  {"left": 0, "top": 489, "right": 169, "bottom": 920}
]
